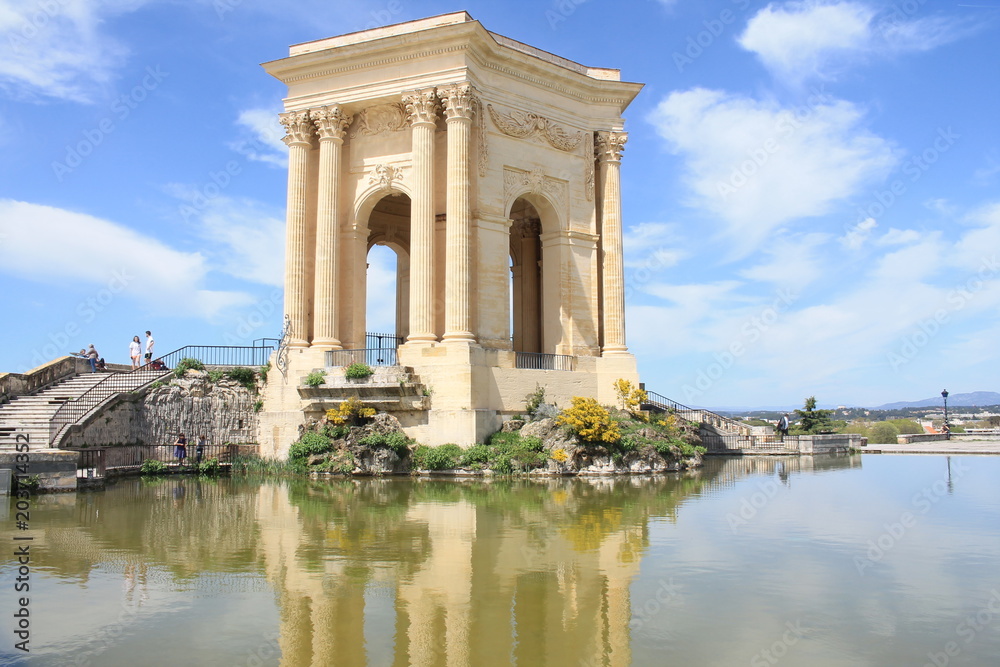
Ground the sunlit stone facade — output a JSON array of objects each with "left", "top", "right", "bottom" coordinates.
[{"left": 259, "top": 12, "right": 642, "bottom": 455}]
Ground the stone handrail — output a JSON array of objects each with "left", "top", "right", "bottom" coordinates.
[{"left": 0, "top": 356, "right": 90, "bottom": 404}]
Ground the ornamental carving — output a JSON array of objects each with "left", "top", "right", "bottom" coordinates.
[
  {"left": 487, "top": 104, "right": 584, "bottom": 152},
  {"left": 279, "top": 111, "right": 314, "bottom": 146},
  {"left": 369, "top": 164, "right": 404, "bottom": 191},
  {"left": 503, "top": 167, "right": 567, "bottom": 213},
  {"left": 310, "top": 105, "right": 352, "bottom": 141},
  {"left": 402, "top": 89, "right": 439, "bottom": 125},
  {"left": 595, "top": 130, "right": 628, "bottom": 163},
  {"left": 584, "top": 132, "right": 595, "bottom": 201},
  {"left": 439, "top": 83, "right": 477, "bottom": 120},
  {"left": 511, "top": 217, "right": 541, "bottom": 238},
  {"left": 475, "top": 98, "right": 488, "bottom": 177},
  {"left": 350, "top": 103, "right": 408, "bottom": 138}
]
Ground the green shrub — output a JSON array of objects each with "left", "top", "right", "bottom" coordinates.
[
  {"left": 304, "top": 371, "right": 326, "bottom": 388},
  {"left": 483, "top": 432, "right": 547, "bottom": 474},
  {"left": 149, "top": 380, "right": 165, "bottom": 390},
  {"left": 345, "top": 362, "right": 374, "bottom": 379},
  {"left": 869, "top": 422, "right": 900, "bottom": 444},
  {"left": 253, "top": 399, "right": 264, "bottom": 413},
  {"left": 208, "top": 369, "right": 224, "bottom": 383},
  {"left": 196, "top": 458, "right": 221, "bottom": 476},
  {"left": 288, "top": 432, "right": 333, "bottom": 460},
  {"left": 885, "top": 419, "right": 923, "bottom": 435},
  {"left": 173, "top": 357, "right": 205, "bottom": 378},
  {"left": 259, "top": 362, "right": 270, "bottom": 384},
  {"left": 322, "top": 423, "right": 350, "bottom": 440},
  {"left": 358, "top": 432, "right": 411, "bottom": 456},
  {"left": 229, "top": 454, "right": 295, "bottom": 476},
  {"left": 556, "top": 397, "right": 620, "bottom": 444},
  {"left": 140, "top": 459, "right": 167, "bottom": 475},
  {"left": 226, "top": 367, "right": 258, "bottom": 392},
  {"left": 412, "top": 443, "right": 463, "bottom": 470},
  {"left": 460, "top": 444, "right": 492, "bottom": 468},
  {"left": 524, "top": 384, "right": 546, "bottom": 417},
  {"left": 14, "top": 475, "right": 40, "bottom": 492}
]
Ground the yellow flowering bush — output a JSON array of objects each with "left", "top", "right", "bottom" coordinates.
[
  {"left": 613, "top": 378, "right": 648, "bottom": 417},
  {"left": 556, "top": 397, "right": 621, "bottom": 444},
  {"left": 550, "top": 447, "right": 568, "bottom": 462},
  {"left": 326, "top": 396, "right": 376, "bottom": 425}
]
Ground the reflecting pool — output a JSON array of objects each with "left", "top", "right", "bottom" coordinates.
[{"left": 3, "top": 454, "right": 999, "bottom": 666}]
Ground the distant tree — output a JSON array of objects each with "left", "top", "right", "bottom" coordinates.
[
  {"left": 869, "top": 422, "right": 900, "bottom": 444},
  {"left": 886, "top": 419, "right": 923, "bottom": 435},
  {"left": 989, "top": 416, "right": 1000, "bottom": 428},
  {"left": 792, "top": 396, "right": 835, "bottom": 434}
]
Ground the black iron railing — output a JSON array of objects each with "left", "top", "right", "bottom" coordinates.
[
  {"left": 326, "top": 333, "right": 404, "bottom": 367},
  {"left": 644, "top": 391, "right": 752, "bottom": 436},
  {"left": 514, "top": 352, "right": 576, "bottom": 371},
  {"left": 50, "top": 344, "right": 275, "bottom": 447},
  {"left": 74, "top": 443, "right": 250, "bottom": 478}
]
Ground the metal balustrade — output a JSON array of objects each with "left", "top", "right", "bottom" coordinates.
[{"left": 514, "top": 352, "right": 576, "bottom": 371}]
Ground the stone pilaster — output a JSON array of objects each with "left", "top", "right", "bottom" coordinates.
[
  {"left": 440, "top": 83, "right": 476, "bottom": 343},
  {"left": 403, "top": 89, "right": 440, "bottom": 345},
  {"left": 279, "top": 110, "right": 314, "bottom": 347},
  {"left": 596, "top": 130, "right": 628, "bottom": 355},
  {"left": 310, "top": 105, "right": 352, "bottom": 349}
]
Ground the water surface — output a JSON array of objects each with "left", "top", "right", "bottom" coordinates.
[{"left": 2, "top": 455, "right": 999, "bottom": 666}]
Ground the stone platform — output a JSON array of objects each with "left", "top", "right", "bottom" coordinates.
[{"left": 861, "top": 439, "right": 1000, "bottom": 455}]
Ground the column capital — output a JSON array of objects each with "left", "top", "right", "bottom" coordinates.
[
  {"left": 595, "top": 130, "right": 628, "bottom": 163},
  {"left": 311, "top": 105, "right": 352, "bottom": 142},
  {"left": 439, "top": 83, "right": 477, "bottom": 121},
  {"left": 279, "top": 110, "right": 314, "bottom": 147},
  {"left": 403, "top": 88, "right": 440, "bottom": 126}
]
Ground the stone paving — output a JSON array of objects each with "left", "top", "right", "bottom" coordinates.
[{"left": 861, "top": 439, "right": 1000, "bottom": 455}]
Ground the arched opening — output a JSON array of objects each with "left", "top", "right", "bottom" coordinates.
[
  {"left": 509, "top": 197, "right": 543, "bottom": 354},
  {"left": 366, "top": 194, "right": 410, "bottom": 350}
]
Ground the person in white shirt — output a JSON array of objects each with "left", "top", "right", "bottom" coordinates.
[
  {"left": 144, "top": 331, "right": 155, "bottom": 366},
  {"left": 129, "top": 335, "right": 142, "bottom": 370}
]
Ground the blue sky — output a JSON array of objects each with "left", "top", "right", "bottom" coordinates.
[{"left": 0, "top": 0, "right": 997, "bottom": 409}]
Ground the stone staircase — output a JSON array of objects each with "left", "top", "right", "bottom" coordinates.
[
  {"left": 0, "top": 369, "right": 170, "bottom": 450},
  {"left": 0, "top": 373, "right": 108, "bottom": 450}
]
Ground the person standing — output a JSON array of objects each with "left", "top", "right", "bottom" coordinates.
[
  {"left": 174, "top": 433, "right": 187, "bottom": 466},
  {"left": 195, "top": 435, "right": 206, "bottom": 465},
  {"left": 144, "top": 331, "right": 155, "bottom": 367},
  {"left": 129, "top": 335, "right": 142, "bottom": 370},
  {"left": 777, "top": 414, "right": 790, "bottom": 440},
  {"left": 85, "top": 344, "right": 100, "bottom": 372}
]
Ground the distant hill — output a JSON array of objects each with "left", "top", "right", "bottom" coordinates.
[{"left": 875, "top": 391, "right": 1000, "bottom": 410}]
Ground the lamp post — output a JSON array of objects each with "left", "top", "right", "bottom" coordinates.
[{"left": 941, "top": 389, "right": 949, "bottom": 438}]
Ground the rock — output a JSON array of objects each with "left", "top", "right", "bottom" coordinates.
[
  {"left": 501, "top": 419, "right": 525, "bottom": 433},
  {"left": 308, "top": 454, "right": 326, "bottom": 466}
]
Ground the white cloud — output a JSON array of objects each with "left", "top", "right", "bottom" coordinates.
[
  {"left": 741, "top": 232, "right": 829, "bottom": 286},
  {"left": 647, "top": 88, "right": 897, "bottom": 249},
  {"left": 0, "top": 0, "right": 150, "bottom": 103},
  {"left": 739, "top": 1, "right": 874, "bottom": 82},
  {"left": 623, "top": 222, "right": 684, "bottom": 269},
  {"left": 841, "top": 216, "right": 877, "bottom": 250},
  {"left": 876, "top": 227, "right": 922, "bottom": 247},
  {"left": 739, "top": 1, "right": 971, "bottom": 83},
  {"left": 0, "top": 199, "right": 253, "bottom": 319},
  {"left": 232, "top": 108, "right": 287, "bottom": 168}
]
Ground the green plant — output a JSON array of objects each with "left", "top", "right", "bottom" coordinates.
[
  {"left": 524, "top": 384, "right": 546, "bottom": 417},
  {"left": 460, "top": 444, "right": 492, "bottom": 468},
  {"left": 208, "top": 369, "right": 224, "bottom": 383},
  {"left": 411, "top": 443, "right": 463, "bottom": 470},
  {"left": 793, "top": 396, "right": 835, "bottom": 434},
  {"left": 345, "top": 362, "right": 374, "bottom": 379},
  {"left": 259, "top": 362, "right": 270, "bottom": 384},
  {"left": 304, "top": 371, "right": 327, "bottom": 388},
  {"left": 173, "top": 357, "right": 205, "bottom": 378},
  {"left": 358, "top": 432, "right": 412, "bottom": 456},
  {"left": 288, "top": 432, "right": 333, "bottom": 460},
  {"left": 613, "top": 378, "right": 648, "bottom": 418},
  {"left": 196, "top": 458, "right": 222, "bottom": 476},
  {"left": 229, "top": 454, "right": 296, "bottom": 476},
  {"left": 556, "top": 397, "right": 621, "bottom": 444},
  {"left": 253, "top": 399, "right": 264, "bottom": 413},
  {"left": 14, "top": 475, "right": 40, "bottom": 492},
  {"left": 869, "top": 422, "right": 900, "bottom": 444},
  {"left": 482, "top": 432, "right": 547, "bottom": 474},
  {"left": 140, "top": 459, "right": 167, "bottom": 475},
  {"left": 226, "top": 367, "right": 259, "bottom": 392},
  {"left": 150, "top": 380, "right": 165, "bottom": 390},
  {"left": 322, "top": 423, "right": 350, "bottom": 440}
]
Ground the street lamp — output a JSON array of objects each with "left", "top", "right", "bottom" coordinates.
[{"left": 941, "top": 389, "right": 949, "bottom": 437}]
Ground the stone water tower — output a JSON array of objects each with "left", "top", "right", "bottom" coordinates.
[{"left": 258, "top": 12, "right": 643, "bottom": 456}]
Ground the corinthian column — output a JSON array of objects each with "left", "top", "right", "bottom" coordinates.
[
  {"left": 310, "top": 105, "right": 352, "bottom": 349},
  {"left": 596, "top": 131, "right": 629, "bottom": 355},
  {"left": 279, "top": 110, "right": 314, "bottom": 348},
  {"left": 440, "top": 83, "right": 476, "bottom": 343},
  {"left": 403, "top": 89, "right": 439, "bottom": 345}
]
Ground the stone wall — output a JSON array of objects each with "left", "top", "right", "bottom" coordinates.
[
  {"left": 1, "top": 356, "right": 91, "bottom": 404},
  {"left": 0, "top": 450, "right": 77, "bottom": 492},
  {"left": 62, "top": 371, "right": 258, "bottom": 448}
]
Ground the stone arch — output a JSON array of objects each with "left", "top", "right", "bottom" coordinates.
[{"left": 508, "top": 196, "right": 553, "bottom": 354}]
